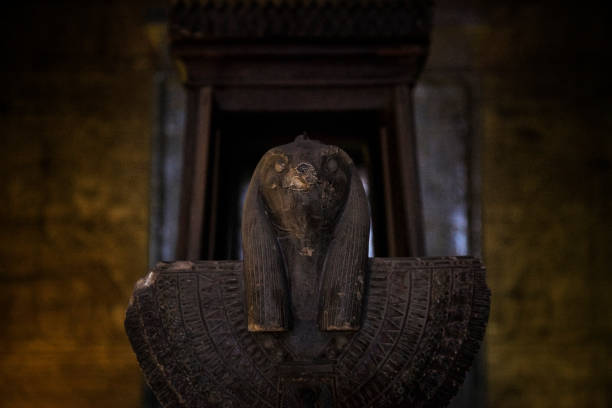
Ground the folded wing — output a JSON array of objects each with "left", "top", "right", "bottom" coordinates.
[
  {"left": 333, "top": 257, "right": 490, "bottom": 408},
  {"left": 125, "top": 257, "right": 489, "bottom": 408}
]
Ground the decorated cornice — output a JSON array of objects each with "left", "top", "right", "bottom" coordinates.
[{"left": 169, "top": 0, "right": 433, "bottom": 44}]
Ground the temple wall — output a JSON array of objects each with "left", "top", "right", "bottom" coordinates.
[
  {"left": 427, "top": 1, "right": 611, "bottom": 406},
  {"left": 0, "top": 2, "right": 160, "bottom": 407}
]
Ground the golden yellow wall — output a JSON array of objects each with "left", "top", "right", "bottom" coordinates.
[
  {"left": 0, "top": 2, "right": 160, "bottom": 407},
  {"left": 474, "top": 3, "right": 611, "bottom": 407},
  {"left": 428, "top": 1, "right": 611, "bottom": 406}
]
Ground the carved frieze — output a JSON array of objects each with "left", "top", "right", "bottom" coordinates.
[{"left": 170, "top": 0, "right": 433, "bottom": 43}]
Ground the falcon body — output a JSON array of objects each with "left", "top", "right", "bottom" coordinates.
[{"left": 125, "top": 257, "right": 489, "bottom": 408}]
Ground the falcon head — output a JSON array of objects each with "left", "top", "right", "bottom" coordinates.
[
  {"left": 242, "top": 135, "right": 370, "bottom": 332},
  {"left": 257, "top": 135, "right": 353, "bottom": 242}
]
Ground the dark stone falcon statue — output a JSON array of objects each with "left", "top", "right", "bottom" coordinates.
[{"left": 125, "top": 136, "right": 490, "bottom": 408}]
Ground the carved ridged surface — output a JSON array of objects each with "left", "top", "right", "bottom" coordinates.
[
  {"left": 169, "top": 0, "right": 433, "bottom": 43},
  {"left": 242, "top": 181, "right": 289, "bottom": 331},
  {"left": 125, "top": 257, "right": 489, "bottom": 408},
  {"left": 319, "top": 171, "right": 370, "bottom": 330}
]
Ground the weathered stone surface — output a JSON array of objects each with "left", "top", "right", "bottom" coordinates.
[
  {"left": 0, "top": 1, "right": 162, "bottom": 407},
  {"left": 126, "top": 257, "right": 489, "bottom": 407}
]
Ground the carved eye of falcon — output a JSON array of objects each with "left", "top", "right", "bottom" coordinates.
[{"left": 274, "top": 160, "right": 286, "bottom": 173}]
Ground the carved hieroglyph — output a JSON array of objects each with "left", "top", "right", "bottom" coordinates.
[{"left": 125, "top": 137, "right": 490, "bottom": 407}]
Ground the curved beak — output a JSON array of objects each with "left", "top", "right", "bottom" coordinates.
[{"left": 283, "top": 162, "right": 318, "bottom": 192}]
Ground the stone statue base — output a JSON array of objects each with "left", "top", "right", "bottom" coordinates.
[{"left": 126, "top": 257, "right": 489, "bottom": 408}]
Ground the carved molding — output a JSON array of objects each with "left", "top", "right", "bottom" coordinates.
[{"left": 169, "top": 0, "right": 433, "bottom": 44}]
